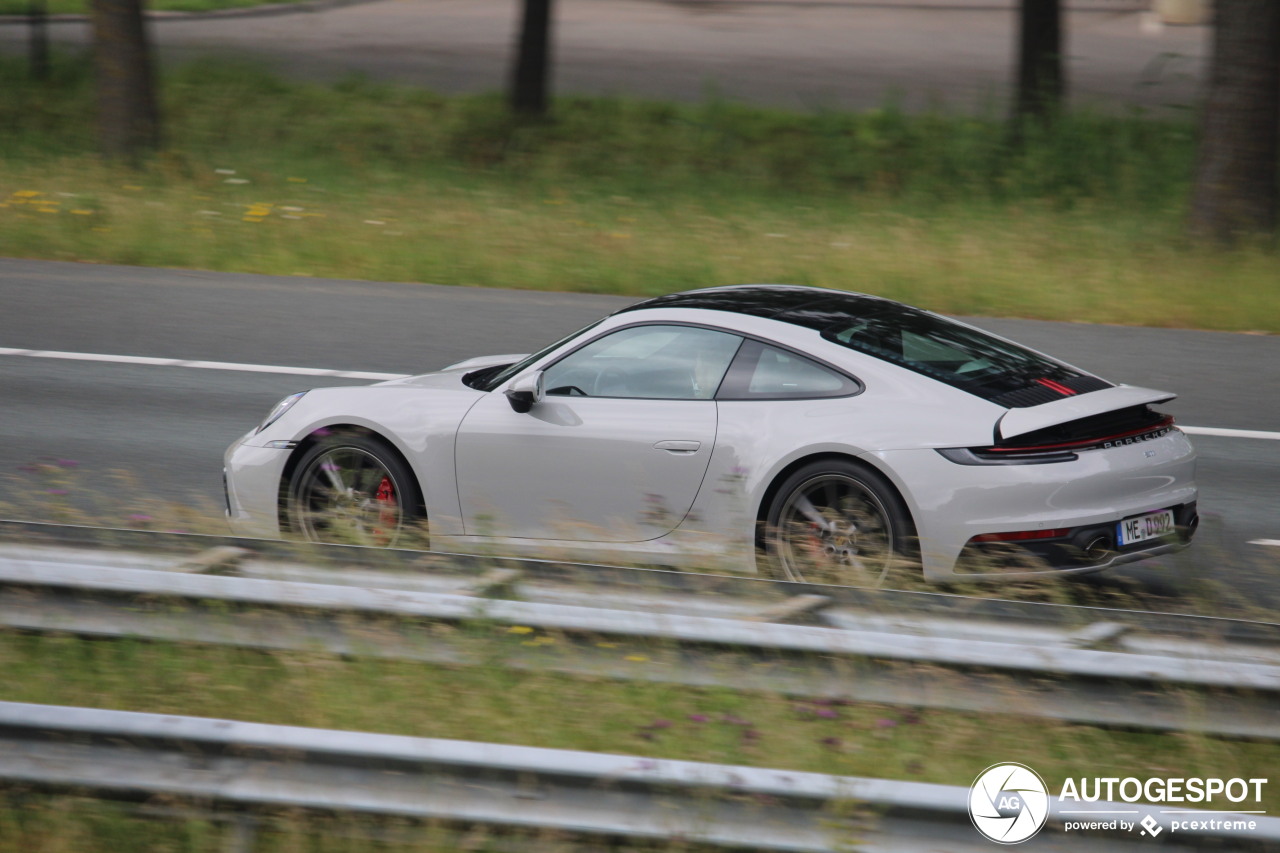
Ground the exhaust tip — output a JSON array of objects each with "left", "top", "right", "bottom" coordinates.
[{"left": 1082, "top": 535, "right": 1113, "bottom": 564}]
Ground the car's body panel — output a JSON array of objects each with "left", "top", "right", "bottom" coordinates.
[
  {"left": 248, "top": 382, "right": 485, "bottom": 536},
  {"left": 223, "top": 436, "right": 289, "bottom": 538},
  {"left": 869, "top": 428, "right": 1197, "bottom": 577},
  {"left": 455, "top": 393, "right": 718, "bottom": 541},
  {"left": 225, "top": 285, "right": 1198, "bottom": 583},
  {"left": 442, "top": 353, "right": 528, "bottom": 372}
]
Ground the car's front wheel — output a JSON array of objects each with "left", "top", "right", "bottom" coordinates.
[
  {"left": 286, "top": 433, "right": 423, "bottom": 546},
  {"left": 765, "top": 459, "right": 914, "bottom": 587}
]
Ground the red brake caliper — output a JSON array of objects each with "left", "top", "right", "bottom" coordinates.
[{"left": 372, "top": 476, "right": 398, "bottom": 541}]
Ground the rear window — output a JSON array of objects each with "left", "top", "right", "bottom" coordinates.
[{"left": 811, "top": 304, "right": 1110, "bottom": 407}]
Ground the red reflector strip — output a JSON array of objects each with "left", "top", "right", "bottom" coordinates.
[
  {"left": 1035, "top": 377, "right": 1077, "bottom": 396},
  {"left": 971, "top": 528, "right": 1070, "bottom": 543}
]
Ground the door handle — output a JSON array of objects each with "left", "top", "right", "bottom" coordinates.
[{"left": 654, "top": 440, "right": 701, "bottom": 454}]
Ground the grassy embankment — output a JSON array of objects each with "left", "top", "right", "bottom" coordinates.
[
  {"left": 1, "top": 56, "right": 1278, "bottom": 332},
  {"left": 2, "top": 627, "right": 1277, "bottom": 850}
]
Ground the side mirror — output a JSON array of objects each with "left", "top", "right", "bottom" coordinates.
[{"left": 504, "top": 370, "right": 544, "bottom": 413}]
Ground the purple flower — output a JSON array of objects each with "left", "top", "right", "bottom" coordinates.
[
  {"left": 815, "top": 708, "right": 839, "bottom": 720},
  {"left": 875, "top": 718, "right": 898, "bottom": 729},
  {"left": 648, "top": 719, "right": 672, "bottom": 730},
  {"left": 687, "top": 714, "right": 709, "bottom": 723},
  {"left": 129, "top": 514, "right": 153, "bottom": 522},
  {"left": 17, "top": 464, "right": 41, "bottom": 474},
  {"left": 721, "top": 714, "right": 751, "bottom": 726},
  {"left": 57, "top": 459, "right": 79, "bottom": 468}
]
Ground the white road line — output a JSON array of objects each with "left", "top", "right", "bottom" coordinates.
[
  {"left": 0, "top": 347, "right": 408, "bottom": 382},
  {"left": 2, "top": 349, "right": 1280, "bottom": 441},
  {"left": 1249, "top": 540, "right": 1280, "bottom": 548},
  {"left": 1181, "top": 426, "right": 1280, "bottom": 441}
]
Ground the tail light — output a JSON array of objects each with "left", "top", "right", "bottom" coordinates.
[{"left": 939, "top": 414, "right": 1176, "bottom": 466}]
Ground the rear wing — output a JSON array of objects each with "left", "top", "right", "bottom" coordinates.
[{"left": 996, "top": 385, "right": 1176, "bottom": 441}]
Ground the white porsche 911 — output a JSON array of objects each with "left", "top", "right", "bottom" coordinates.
[{"left": 224, "top": 285, "right": 1198, "bottom": 585}]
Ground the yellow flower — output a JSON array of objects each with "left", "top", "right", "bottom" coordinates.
[
  {"left": 70, "top": 210, "right": 94, "bottom": 216},
  {"left": 507, "top": 625, "right": 534, "bottom": 635},
  {"left": 13, "top": 190, "right": 41, "bottom": 199},
  {"left": 242, "top": 216, "right": 265, "bottom": 223},
  {"left": 625, "top": 655, "right": 649, "bottom": 663}
]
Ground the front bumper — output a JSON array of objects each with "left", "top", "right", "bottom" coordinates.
[{"left": 223, "top": 432, "right": 291, "bottom": 539}]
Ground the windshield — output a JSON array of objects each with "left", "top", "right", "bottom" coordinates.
[{"left": 473, "top": 320, "right": 603, "bottom": 392}]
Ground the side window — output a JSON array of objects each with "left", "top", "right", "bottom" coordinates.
[
  {"left": 718, "top": 341, "right": 859, "bottom": 400},
  {"left": 543, "top": 325, "right": 742, "bottom": 400}
]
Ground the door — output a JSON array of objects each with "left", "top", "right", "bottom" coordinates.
[{"left": 454, "top": 324, "right": 742, "bottom": 542}]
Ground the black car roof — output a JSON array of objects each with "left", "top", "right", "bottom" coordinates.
[{"left": 616, "top": 285, "right": 897, "bottom": 328}]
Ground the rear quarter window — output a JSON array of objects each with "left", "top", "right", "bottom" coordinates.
[{"left": 822, "top": 309, "right": 1110, "bottom": 407}]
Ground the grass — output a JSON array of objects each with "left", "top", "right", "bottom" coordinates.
[
  {"left": 1, "top": 466, "right": 1276, "bottom": 846},
  {"left": 4, "top": 630, "right": 1276, "bottom": 803},
  {"left": 0, "top": 56, "right": 1277, "bottom": 332}
]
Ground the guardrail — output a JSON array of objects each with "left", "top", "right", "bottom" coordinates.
[
  {"left": 3, "top": 701, "right": 1277, "bottom": 852},
  {"left": 4, "top": 519, "right": 1278, "bottom": 639},
  {"left": 2, "top": 524, "right": 1278, "bottom": 740}
]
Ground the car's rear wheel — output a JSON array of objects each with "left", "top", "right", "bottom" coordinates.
[
  {"left": 766, "top": 460, "right": 914, "bottom": 587},
  {"left": 286, "top": 434, "right": 422, "bottom": 546}
]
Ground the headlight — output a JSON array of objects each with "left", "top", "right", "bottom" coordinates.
[{"left": 257, "top": 391, "right": 307, "bottom": 434}]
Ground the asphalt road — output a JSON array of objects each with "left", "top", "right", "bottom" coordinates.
[
  {"left": 0, "top": 259, "right": 1276, "bottom": 611},
  {"left": 0, "top": 0, "right": 1207, "bottom": 113}
]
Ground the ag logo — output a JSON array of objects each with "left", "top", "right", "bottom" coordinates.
[{"left": 969, "top": 763, "right": 1050, "bottom": 844}]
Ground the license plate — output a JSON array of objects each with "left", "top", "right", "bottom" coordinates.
[{"left": 1116, "top": 509, "right": 1175, "bottom": 546}]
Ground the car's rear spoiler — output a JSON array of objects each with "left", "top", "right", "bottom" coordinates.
[{"left": 996, "top": 385, "right": 1176, "bottom": 441}]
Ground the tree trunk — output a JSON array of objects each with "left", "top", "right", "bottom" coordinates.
[
  {"left": 1014, "top": 0, "right": 1064, "bottom": 121},
  {"left": 510, "top": 0, "right": 554, "bottom": 117},
  {"left": 90, "top": 0, "right": 161, "bottom": 162},
  {"left": 1189, "top": 1, "right": 1280, "bottom": 243}
]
